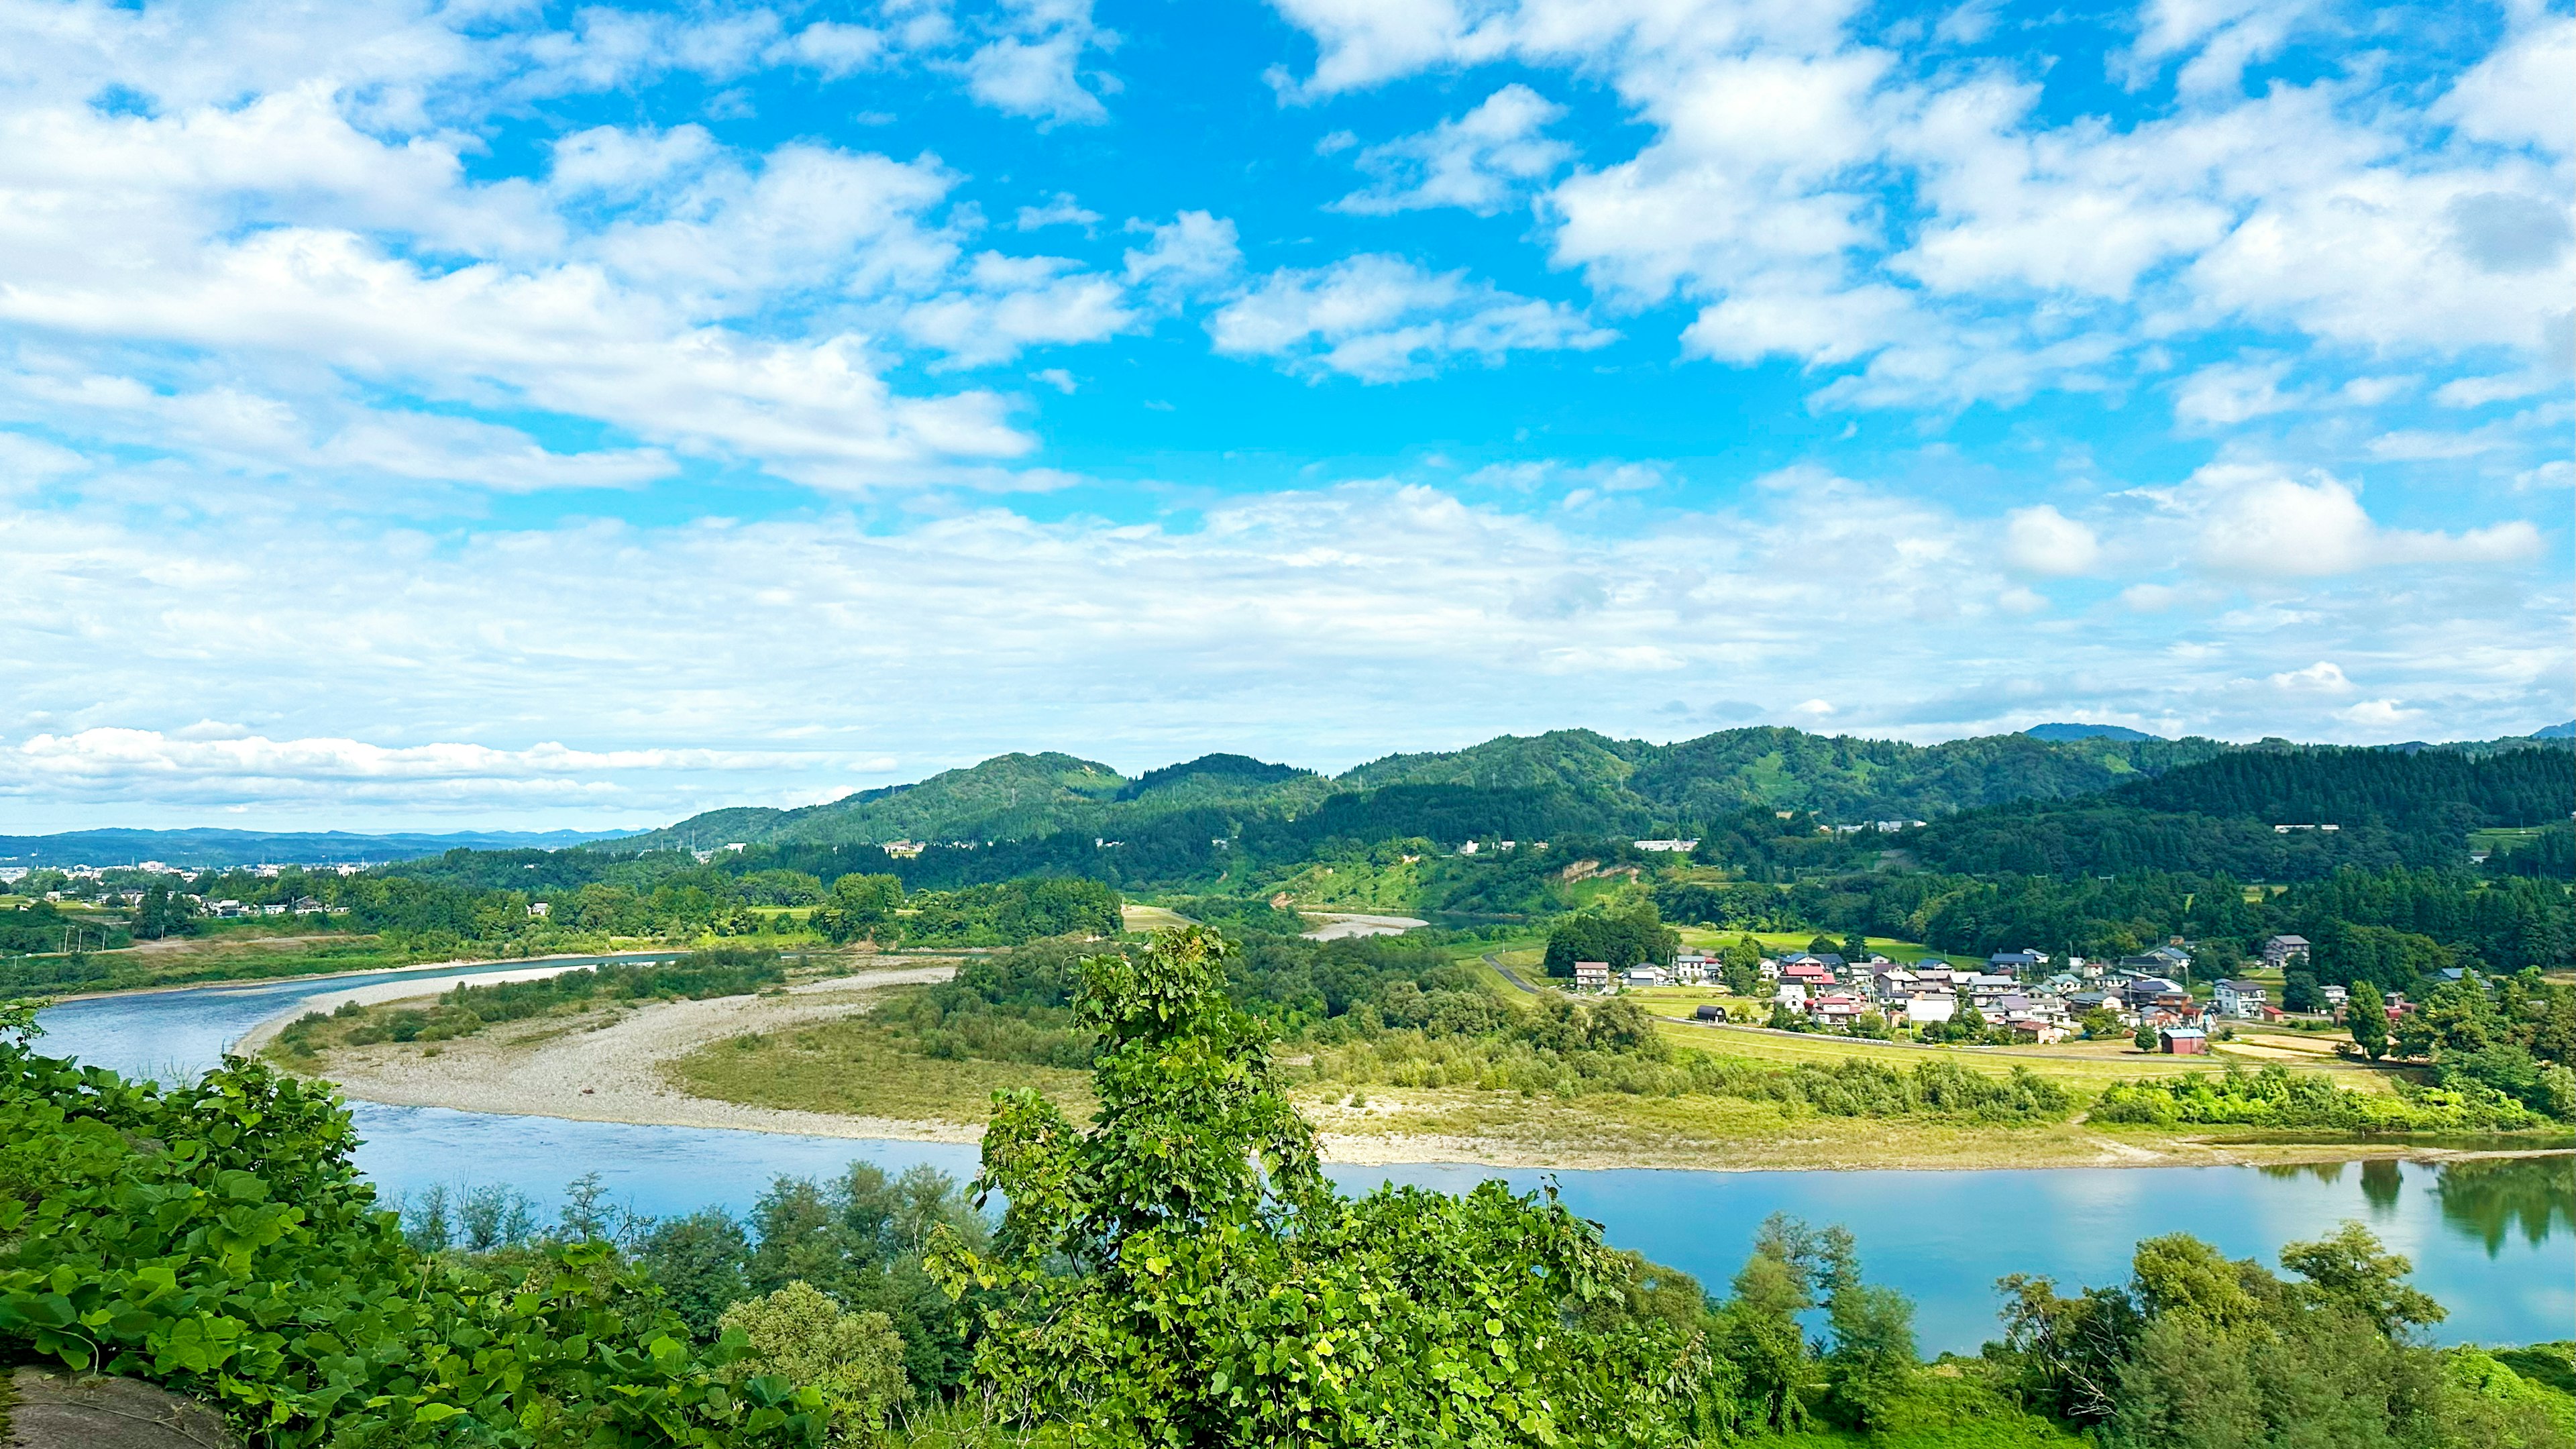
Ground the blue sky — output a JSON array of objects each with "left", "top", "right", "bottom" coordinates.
[{"left": 0, "top": 0, "right": 2567, "bottom": 830}]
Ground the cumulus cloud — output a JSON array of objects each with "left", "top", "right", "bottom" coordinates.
[
  {"left": 1334, "top": 84, "right": 1572, "bottom": 215},
  {"left": 1259, "top": 0, "right": 2576, "bottom": 431},
  {"left": 2003, "top": 505, "right": 2103, "bottom": 576},
  {"left": 2190, "top": 468, "right": 2544, "bottom": 577},
  {"left": 1123, "top": 212, "right": 1243, "bottom": 294},
  {"left": 1208, "top": 256, "right": 1613, "bottom": 382}
]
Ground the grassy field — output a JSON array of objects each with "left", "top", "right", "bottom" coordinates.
[
  {"left": 1675, "top": 927, "right": 1942, "bottom": 960},
  {"left": 668, "top": 1016, "right": 1097, "bottom": 1124},
  {"left": 1119, "top": 904, "right": 1194, "bottom": 932}
]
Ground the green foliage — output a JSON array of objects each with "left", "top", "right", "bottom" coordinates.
[
  {"left": 929, "top": 926, "right": 1712, "bottom": 1448},
  {"left": 2091, "top": 1062, "right": 2544, "bottom": 1132},
  {"left": 1309, "top": 1028, "right": 2074, "bottom": 1122},
  {"left": 1986, "top": 1223, "right": 2545, "bottom": 1449},
  {"left": 2349, "top": 980, "right": 2390, "bottom": 1060},
  {"left": 896, "top": 877, "right": 1122, "bottom": 947},
  {"left": 1915, "top": 742, "right": 2575, "bottom": 880},
  {"left": 718, "top": 1283, "right": 910, "bottom": 1440},
  {"left": 811, "top": 874, "right": 903, "bottom": 943},
  {"left": 1543, "top": 898, "right": 1679, "bottom": 976},
  {"left": 0, "top": 1040, "right": 826, "bottom": 1449}
]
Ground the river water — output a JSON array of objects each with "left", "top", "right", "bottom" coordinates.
[{"left": 33, "top": 965, "right": 2576, "bottom": 1354}]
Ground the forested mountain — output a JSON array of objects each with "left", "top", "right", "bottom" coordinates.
[
  {"left": 619, "top": 751, "right": 1133, "bottom": 853},
  {"left": 0, "top": 825, "right": 629, "bottom": 868},
  {"left": 631, "top": 725, "right": 2245, "bottom": 855},
  {"left": 1912, "top": 742, "right": 2576, "bottom": 880}
]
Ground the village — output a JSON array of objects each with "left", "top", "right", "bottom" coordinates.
[{"left": 1569, "top": 932, "right": 2355, "bottom": 1053}]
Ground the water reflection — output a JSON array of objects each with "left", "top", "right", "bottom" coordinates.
[
  {"left": 2255, "top": 1157, "right": 2410, "bottom": 1212},
  {"left": 2436, "top": 1156, "right": 2576, "bottom": 1254}
]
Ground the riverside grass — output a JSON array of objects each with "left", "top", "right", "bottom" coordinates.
[{"left": 648, "top": 981, "right": 2571, "bottom": 1171}]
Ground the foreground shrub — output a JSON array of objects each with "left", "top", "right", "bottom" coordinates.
[{"left": 0, "top": 1006, "right": 826, "bottom": 1449}]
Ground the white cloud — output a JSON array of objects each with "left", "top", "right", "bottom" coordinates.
[
  {"left": 2267, "top": 660, "right": 2352, "bottom": 693},
  {"left": 1334, "top": 84, "right": 1572, "bottom": 215},
  {"left": 1014, "top": 193, "right": 1102, "bottom": 229},
  {"left": 902, "top": 254, "right": 1138, "bottom": 366},
  {"left": 1207, "top": 256, "right": 1613, "bottom": 382},
  {"left": 1, "top": 460, "right": 2561, "bottom": 824},
  {"left": 2172, "top": 359, "right": 2300, "bottom": 427},
  {"left": 2337, "top": 698, "right": 2420, "bottom": 729},
  {"left": 1260, "top": 0, "right": 2576, "bottom": 420},
  {"left": 771, "top": 21, "right": 890, "bottom": 78},
  {"left": 961, "top": 0, "right": 1120, "bottom": 125},
  {"left": 2434, "top": 373, "right": 2550, "bottom": 408},
  {"left": 1123, "top": 211, "right": 1243, "bottom": 294},
  {"left": 2003, "top": 505, "right": 2103, "bottom": 576},
  {"left": 2190, "top": 467, "right": 2544, "bottom": 577},
  {"left": 2432, "top": 16, "right": 2575, "bottom": 155}
]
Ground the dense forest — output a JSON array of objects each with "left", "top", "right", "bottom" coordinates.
[{"left": 1913, "top": 745, "right": 2574, "bottom": 880}]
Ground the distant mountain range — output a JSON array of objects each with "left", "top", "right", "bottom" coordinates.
[
  {"left": 0, "top": 827, "right": 633, "bottom": 869},
  {"left": 612, "top": 722, "right": 2569, "bottom": 856},
  {"left": 17, "top": 721, "right": 2567, "bottom": 869}
]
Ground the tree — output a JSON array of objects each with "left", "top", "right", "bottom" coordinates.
[
  {"left": 1719, "top": 936, "right": 1764, "bottom": 997},
  {"left": 930, "top": 926, "right": 1712, "bottom": 1447},
  {"left": 2347, "top": 979, "right": 2389, "bottom": 1061},
  {"left": 1544, "top": 900, "right": 1680, "bottom": 977},
  {"left": 2134, "top": 1023, "right": 2159, "bottom": 1053},
  {"left": 718, "top": 1281, "right": 910, "bottom": 1441},
  {"left": 1823, "top": 1256, "right": 1917, "bottom": 1430},
  {"left": 640, "top": 1209, "right": 755, "bottom": 1337},
  {"left": 2278, "top": 1223, "right": 2445, "bottom": 1338},
  {"left": 2282, "top": 970, "right": 2323, "bottom": 1013},
  {"left": 1715, "top": 1220, "right": 1819, "bottom": 1433},
  {"left": 814, "top": 873, "right": 904, "bottom": 943}
]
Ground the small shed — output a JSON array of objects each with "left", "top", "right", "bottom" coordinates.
[{"left": 2159, "top": 1026, "right": 2209, "bottom": 1055}]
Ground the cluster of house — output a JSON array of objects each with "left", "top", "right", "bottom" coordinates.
[
  {"left": 3, "top": 861, "right": 372, "bottom": 890},
  {"left": 1572, "top": 934, "right": 2332, "bottom": 1052},
  {"left": 200, "top": 896, "right": 341, "bottom": 918}
]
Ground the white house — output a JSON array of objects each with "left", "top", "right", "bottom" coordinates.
[
  {"left": 1670, "top": 957, "right": 1710, "bottom": 985},
  {"left": 1900, "top": 994, "right": 1957, "bottom": 1026},
  {"left": 1623, "top": 965, "right": 1670, "bottom": 989},
  {"left": 2214, "top": 979, "right": 2269, "bottom": 1018},
  {"left": 1772, "top": 981, "right": 1810, "bottom": 1009},
  {"left": 2261, "top": 934, "right": 2311, "bottom": 969},
  {"left": 1573, "top": 961, "right": 1612, "bottom": 992}
]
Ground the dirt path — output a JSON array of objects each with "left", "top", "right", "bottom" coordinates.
[{"left": 301, "top": 965, "right": 975, "bottom": 1143}]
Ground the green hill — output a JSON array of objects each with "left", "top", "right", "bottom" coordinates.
[
  {"left": 627, "top": 727, "right": 2238, "bottom": 855},
  {"left": 619, "top": 751, "right": 1132, "bottom": 853}
]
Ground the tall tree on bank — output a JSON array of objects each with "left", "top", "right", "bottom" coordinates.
[{"left": 930, "top": 926, "right": 1716, "bottom": 1447}]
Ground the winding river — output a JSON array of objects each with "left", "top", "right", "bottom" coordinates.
[{"left": 33, "top": 964, "right": 2576, "bottom": 1355}]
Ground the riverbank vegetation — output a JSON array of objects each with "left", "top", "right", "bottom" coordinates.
[
  {"left": 269, "top": 947, "right": 790, "bottom": 1060},
  {"left": 9, "top": 942, "right": 2574, "bottom": 1449}
]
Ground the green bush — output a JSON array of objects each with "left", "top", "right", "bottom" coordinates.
[
  {"left": 0, "top": 1030, "right": 826, "bottom": 1449},
  {"left": 2091, "top": 1062, "right": 2545, "bottom": 1132}
]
